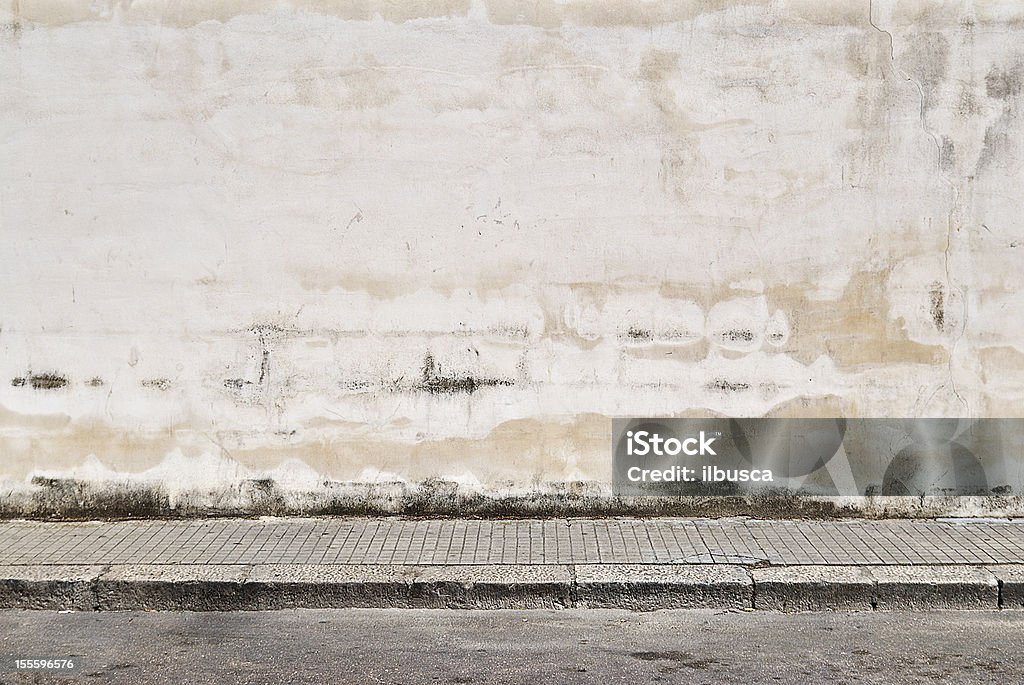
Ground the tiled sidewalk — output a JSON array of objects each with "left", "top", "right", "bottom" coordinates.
[{"left": 2, "top": 518, "right": 1023, "bottom": 567}]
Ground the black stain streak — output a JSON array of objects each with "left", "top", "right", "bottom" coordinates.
[
  {"left": 706, "top": 378, "right": 751, "bottom": 392},
  {"left": 245, "top": 478, "right": 288, "bottom": 515},
  {"left": 258, "top": 349, "right": 270, "bottom": 384},
  {"left": 417, "top": 352, "right": 513, "bottom": 395},
  {"left": 14, "top": 373, "right": 70, "bottom": 390},
  {"left": 625, "top": 327, "right": 653, "bottom": 341},
  {"left": 224, "top": 344, "right": 271, "bottom": 391}
]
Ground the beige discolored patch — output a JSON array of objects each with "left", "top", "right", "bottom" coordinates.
[
  {"left": 0, "top": 418, "right": 187, "bottom": 478},
  {"left": 189, "top": 413, "right": 613, "bottom": 484},
  {"left": 979, "top": 346, "right": 1024, "bottom": 386},
  {"left": 484, "top": 0, "right": 739, "bottom": 29},
  {"left": 765, "top": 270, "right": 949, "bottom": 369}
]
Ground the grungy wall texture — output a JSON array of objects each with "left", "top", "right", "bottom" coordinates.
[{"left": 2, "top": 0, "right": 1024, "bottom": 518}]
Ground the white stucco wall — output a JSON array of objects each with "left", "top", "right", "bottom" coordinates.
[{"left": 2, "top": 0, "right": 1023, "bottom": 516}]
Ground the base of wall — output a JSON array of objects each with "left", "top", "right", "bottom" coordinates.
[{"left": 2, "top": 478, "right": 1023, "bottom": 520}]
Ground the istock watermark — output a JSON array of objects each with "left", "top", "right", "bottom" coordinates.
[
  {"left": 624, "top": 429, "right": 719, "bottom": 457},
  {"left": 612, "top": 418, "right": 1024, "bottom": 497}
]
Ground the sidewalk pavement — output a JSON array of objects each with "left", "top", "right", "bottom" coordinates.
[{"left": 2, "top": 517, "right": 1024, "bottom": 611}]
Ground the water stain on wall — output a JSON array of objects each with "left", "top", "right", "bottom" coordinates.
[{"left": 765, "top": 270, "right": 949, "bottom": 369}]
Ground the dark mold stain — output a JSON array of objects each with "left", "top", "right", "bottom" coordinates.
[
  {"left": 141, "top": 378, "right": 172, "bottom": 391},
  {"left": 625, "top": 327, "right": 653, "bottom": 341},
  {"left": 1, "top": 477, "right": 1011, "bottom": 521},
  {"left": 416, "top": 352, "right": 513, "bottom": 395},
  {"left": 249, "top": 478, "right": 275, "bottom": 491},
  {"left": 706, "top": 378, "right": 751, "bottom": 392},
  {"left": 928, "top": 281, "right": 945, "bottom": 331},
  {"left": 939, "top": 136, "right": 956, "bottom": 172},
  {"left": 245, "top": 479, "right": 288, "bottom": 516},
  {"left": 985, "top": 57, "right": 1024, "bottom": 100},
  {"left": 224, "top": 349, "right": 270, "bottom": 391},
  {"left": 976, "top": 123, "right": 1010, "bottom": 173},
  {"left": 258, "top": 349, "right": 270, "bottom": 383},
  {"left": 24, "top": 477, "right": 168, "bottom": 519},
  {"left": 719, "top": 329, "right": 755, "bottom": 343},
  {"left": 85, "top": 377, "right": 105, "bottom": 387},
  {"left": 488, "top": 323, "right": 529, "bottom": 338},
  {"left": 22, "top": 373, "right": 69, "bottom": 390},
  {"left": 898, "top": 32, "right": 949, "bottom": 111},
  {"left": 977, "top": 56, "right": 1024, "bottom": 175},
  {"left": 11, "top": 377, "right": 26, "bottom": 387},
  {"left": 249, "top": 323, "right": 299, "bottom": 338}
]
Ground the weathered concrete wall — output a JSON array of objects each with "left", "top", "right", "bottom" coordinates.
[{"left": 2, "top": 0, "right": 1024, "bottom": 517}]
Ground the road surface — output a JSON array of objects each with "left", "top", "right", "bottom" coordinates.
[{"left": 1, "top": 608, "right": 1021, "bottom": 684}]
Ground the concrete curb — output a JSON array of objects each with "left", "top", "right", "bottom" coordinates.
[
  {"left": 575, "top": 564, "right": 752, "bottom": 610},
  {"left": 0, "top": 564, "right": 1022, "bottom": 611},
  {"left": 751, "top": 566, "right": 874, "bottom": 612},
  {"left": 869, "top": 566, "right": 998, "bottom": 610},
  {"left": 0, "top": 565, "right": 104, "bottom": 611}
]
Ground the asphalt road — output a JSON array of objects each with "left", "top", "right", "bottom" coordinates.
[{"left": 1, "top": 609, "right": 1022, "bottom": 684}]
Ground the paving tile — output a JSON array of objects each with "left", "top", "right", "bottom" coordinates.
[{"left": 1, "top": 518, "right": 1023, "bottom": 568}]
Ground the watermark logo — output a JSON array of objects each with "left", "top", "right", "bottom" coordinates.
[
  {"left": 613, "top": 418, "right": 1019, "bottom": 497},
  {"left": 625, "top": 429, "right": 718, "bottom": 457}
]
